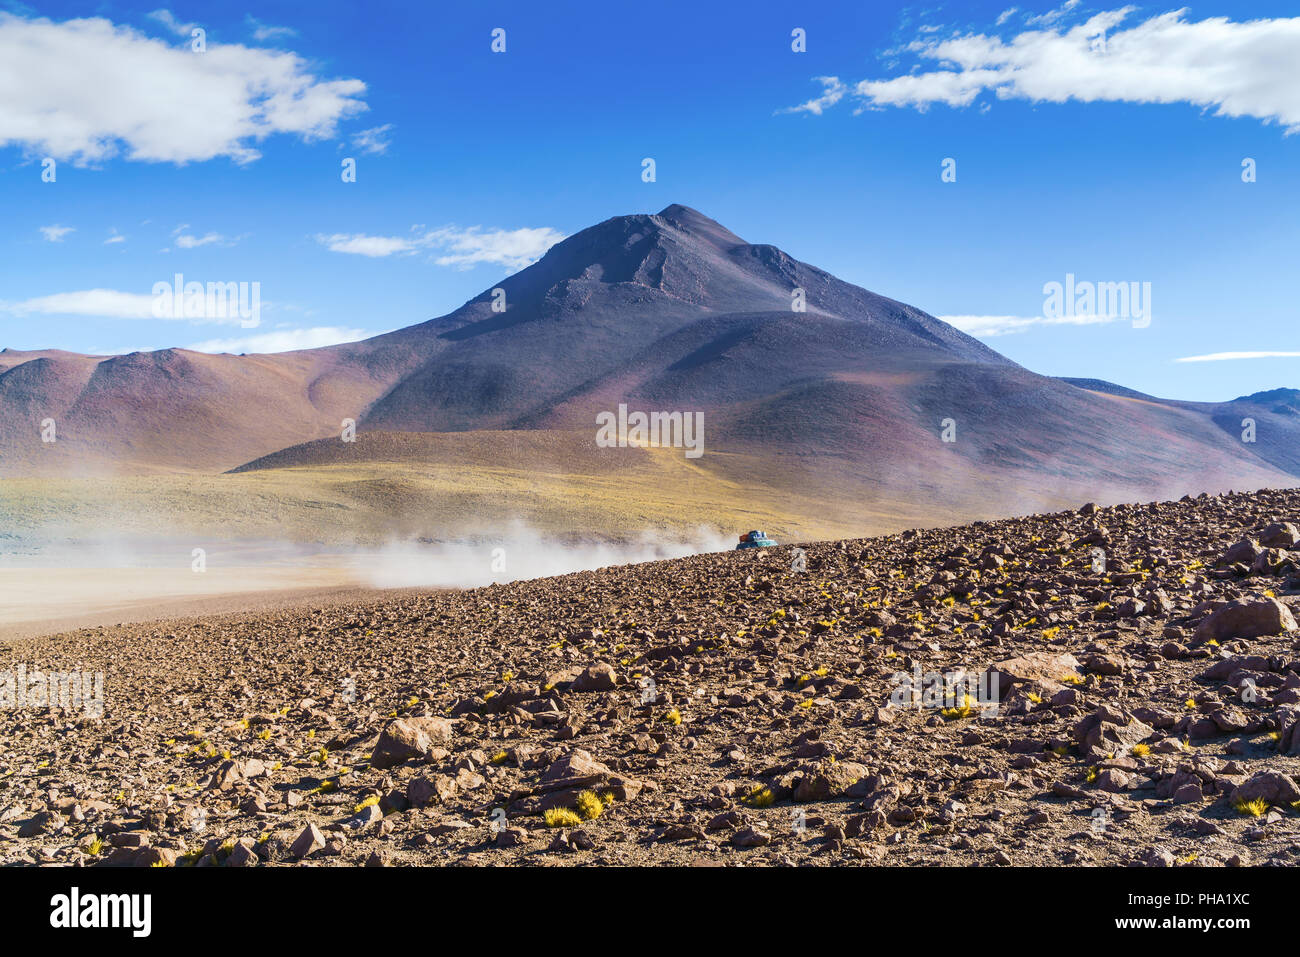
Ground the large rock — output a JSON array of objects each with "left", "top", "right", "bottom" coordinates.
[
  {"left": 1276, "top": 706, "right": 1300, "bottom": 756},
  {"left": 1198, "top": 654, "right": 1274, "bottom": 681},
  {"left": 482, "top": 682, "right": 538, "bottom": 712},
  {"left": 1252, "top": 548, "right": 1290, "bottom": 575},
  {"left": 990, "top": 652, "right": 1082, "bottom": 697},
  {"left": 209, "top": 757, "right": 268, "bottom": 791},
  {"left": 1260, "top": 522, "right": 1300, "bottom": 548},
  {"left": 1192, "top": 598, "right": 1297, "bottom": 643},
  {"left": 513, "top": 750, "right": 644, "bottom": 815},
  {"left": 289, "top": 823, "right": 325, "bottom": 859},
  {"left": 1220, "top": 539, "right": 1261, "bottom": 566},
  {"left": 407, "top": 774, "right": 459, "bottom": 807},
  {"left": 537, "top": 750, "right": 611, "bottom": 788},
  {"left": 370, "top": 716, "right": 454, "bottom": 769},
  {"left": 792, "top": 760, "right": 870, "bottom": 802},
  {"left": 571, "top": 662, "right": 620, "bottom": 692},
  {"left": 1073, "top": 705, "right": 1154, "bottom": 760},
  {"left": 1230, "top": 770, "right": 1300, "bottom": 807}
]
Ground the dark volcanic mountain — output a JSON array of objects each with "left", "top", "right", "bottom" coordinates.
[{"left": 1, "top": 204, "right": 1295, "bottom": 517}]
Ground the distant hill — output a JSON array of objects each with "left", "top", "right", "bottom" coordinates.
[{"left": 2, "top": 205, "right": 1296, "bottom": 524}]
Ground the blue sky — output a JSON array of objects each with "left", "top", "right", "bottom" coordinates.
[{"left": 1, "top": 0, "right": 1297, "bottom": 402}]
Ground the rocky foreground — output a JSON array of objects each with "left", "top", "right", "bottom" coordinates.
[{"left": 7, "top": 490, "right": 1300, "bottom": 867}]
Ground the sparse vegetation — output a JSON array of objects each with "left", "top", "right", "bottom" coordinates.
[{"left": 544, "top": 808, "right": 583, "bottom": 828}]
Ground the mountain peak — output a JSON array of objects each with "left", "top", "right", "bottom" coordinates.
[{"left": 653, "top": 204, "right": 746, "bottom": 248}]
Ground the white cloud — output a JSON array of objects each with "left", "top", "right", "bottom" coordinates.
[
  {"left": 175, "top": 231, "right": 228, "bottom": 248},
  {"left": 315, "top": 233, "right": 419, "bottom": 258},
  {"left": 3, "top": 286, "right": 260, "bottom": 325},
  {"left": 351, "top": 123, "right": 393, "bottom": 155},
  {"left": 1024, "top": 0, "right": 1079, "bottom": 27},
  {"left": 780, "top": 76, "right": 847, "bottom": 116},
  {"left": 145, "top": 9, "right": 196, "bottom": 38},
  {"left": 788, "top": 9, "right": 1300, "bottom": 134},
  {"left": 941, "top": 313, "right": 1123, "bottom": 336},
  {"left": 426, "top": 226, "right": 567, "bottom": 271},
  {"left": 104, "top": 228, "right": 126, "bottom": 244},
  {"left": 39, "top": 224, "right": 74, "bottom": 242},
  {"left": 315, "top": 224, "right": 566, "bottom": 270},
  {"left": 3, "top": 289, "right": 157, "bottom": 320},
  {"left": 245, "top": 15, "right": 297, "bottom": 42},
  {"left": 0, "top": 12, "right": 368, "bottom": 165},
  {"left": 995, "top": 8, "right": 1018, "bottom": 26},
  {"left": 1174, "top": 351, "right": 1300, "bottom": 363},
  {"left": 188, "top": 325, "right": 368, "bottom": 353}
]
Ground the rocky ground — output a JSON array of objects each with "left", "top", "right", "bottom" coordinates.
[{"left": 6, "top": 488, "right": 1300, "bottom": 867}]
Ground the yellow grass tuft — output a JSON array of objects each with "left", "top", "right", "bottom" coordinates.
[
  {"left": 941, "top": 694, "right": 978, "bottom": 720},
  {"left": 575, "top": 790, "right": 604, "bottom": 820},
  {"left": 1234, "top": 797, "right": 1268, "bottom": 818},
  {"left": 544, "top": 807, "right": 583, "bottom": 828}
]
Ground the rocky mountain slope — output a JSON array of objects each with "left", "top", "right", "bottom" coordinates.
[
  {"left": 2, "top": 205, "right": 1295, "bottom": 523},
  {"left": 6, "top": 488, "right": 1300, "bottom": 866}
]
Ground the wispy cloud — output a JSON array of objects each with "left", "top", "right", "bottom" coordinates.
[
  {"left": 351, "top": 123, "right": 392, "bottom": 155},
  {"left": 785, "top": 8, "right": 1300, "bottom": 134},
  {"left": 2, "top": 289, "right": 157, "bottom": 320},
  {"left": 245, "top": 15, "right": 297, "bottom": 43},
  {"left": 0, "top": 12, "right": 368, "bottom": 165},
  {"left": 1024, "top": 0, "right": 1080, "bottom": 27},
  {"left": 145, "top": 8, "right": 195, "bottom": 38},
  {"left": 315, "top": 233, "right": 419, "bottom": 258},
  {"left": 1175, "top": 351, "right": 1300, "bottom": 363},
  {"left": 39, "top": 224, "right": 74, "bottom": 242},
  {"left": 174, "top": 231, "right": 229, "bottom": 249},
  {"left": 315, "top": 224, "right": 566, "bottom": 270},
  {"left": 941, "top": 313, "right": 1123, "bottom": 336},
  {"left": 2, "top": 287, "right": 257, "bottom": 325},
  {"left": 188, "top": 325, "right": 367, "bottom": 354},
  {"left": 104, "top": 228, "right": 126, "bottom": 244},
  {"left": 425, "top": 226, "right": 566, "bottom": 271},
  {"left": 780, "top": 76, "right": 846, "bottom": 116}
]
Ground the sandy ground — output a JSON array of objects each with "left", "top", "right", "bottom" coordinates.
[{"left": 0, "top": 566, "right": 382, "bottom": 641}]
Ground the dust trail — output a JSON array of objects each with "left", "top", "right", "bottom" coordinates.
[{"left": 352, "top": 523, "right": 737, "bottom": 588}]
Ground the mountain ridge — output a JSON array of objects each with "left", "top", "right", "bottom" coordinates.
[{"left": 1, "top": 205, "right": 1296, "bottom": 532}]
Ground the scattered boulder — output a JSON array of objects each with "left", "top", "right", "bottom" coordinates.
[
  {"left": 290, "top": 823, "right": 326, "bottom": 860},
  {"left": 990, "top": 652, "right": 1082, "bottom": 697},
  {"left": 572, "top": 662, "right": 620, "bottom": 692},
  {"left": 1260, "top": 522, "right": 1300, "bottom": 548},
  {"left": 1230, "top": 771, "right": 1300, "bottom": 807},
  {"left": 1192, "top": 598, "right": 1297, "bottom": 643},
  {"left": 791, "top": 760, "right": 869, "bottom": 802},
  {"left": 370, "top": 716, "right": 454, "bottom": 769},
  {"left": 1074, "top": 705, "right": 1154, "bottom": 760}
]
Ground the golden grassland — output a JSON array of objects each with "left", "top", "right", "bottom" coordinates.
[
  {"left": 0, "top": 449, "right": 937, "bottom": 547},
  {"left": 0, "top": 427, "right": 1121, "bottom": 549}
]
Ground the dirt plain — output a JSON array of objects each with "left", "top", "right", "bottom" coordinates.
[{"left": 5, "top": 487, "right": 1300, "bottom": 867}]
